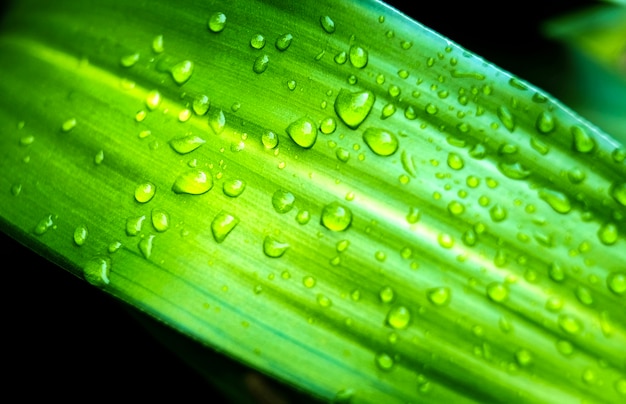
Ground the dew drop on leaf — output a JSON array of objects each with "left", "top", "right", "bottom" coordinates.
[
  {"left": 83, "top": 256, "right": 111, "bottom": 287},
  {"left": 223, "top": 179, "right": 246, "bottom": 197},
  {"left": 152, "top": 34, "right": 164, "bottom": 53},
  {"left": 497, "top": 106, "right": 516, "bottom": 132},
  {"left": 73, "top": 225, "right": 88, "bottom": 246},
  {"left": 536, "top": 111, "right": 556, "bottom": 134},
  {"left": 253, "top": 54, "right": 269, "bottom": 74},
  {"left": 170, "top": 135, "right": 206, "bottom": 155},
  {"left": 427, "top": 287, "right": 451, "bottom": 306},
  {"left": 275, "top": 33, "right": 293, "bottom": 51},
  {"left": 193, "top": 94, "right": 210, "bottom": 116},
  {"left": 272, "top": 189, "right": 295, "bottom": 213},
  {"left": 172, "top": 169, "right": 213, "bottom": 195},
  {"left": 362, "top": 127, "right": 398, "bottom": 156},
  {"left": 489, "top": 204, "right": 507, "bottom": 222},
  {"left": 211, "top": 211, "right": 239, "bottom": 243},
  {"left": 571, "top": 125, "right": 595, "bottom": 153},
  {"left": 375, "top": 352, "right": 395, "bottom": 371},
  {"left": 538, "top": 188, "right": 571, "bottom": 214},
  {"left": 598, "top": 222, "right": 618, "bottom": 245},
  {"left": 386, "top": 305, "right": 411, "bottom": 329},
  {"left": 61, "top": 118, "right": 77, "bottom": 133},
  {"left": 321, "top": 201, "right": 352, "bottom": 231},
  {"left": 126, "top": 215, "right": 146, "bottom": 236},
  {"left": 558, "top": 314, "right": 582, "bottom": 335},
  {"left": 34, "top": 214, "right": 55, "bottom": 235},
  {"left": 151, "top": 209, "right": 170, "bottom": 232},
  {"left": 607, "top": 271, "right": 626, "bottom": 295},
  {"left": 138, "top": 234, "right": 155, "bottom": 259},
  {"left": 208, "top": 11, "right": 226, "bottom": 32},
  {"left": 170, "top": 60, "right": 194, "bottom": 85},
  {"left": 261, "top": 130, "right": 278, "bottom": 149},
  {"left": 286, "top": 116, "right": 317, "bottom": 148},
  {"left": 208, "top": 108, "right": 226, "bottom": 135},
  {"left": 250, "top": 33, "right": 266, "bottom": 49},
  {"left": 334, "top": 89, "right": 375, "bottom": 129},
  {"left": 611, "top": 182, "right": 626, "bottom": 206},
  {"left": 134, "top": 182, "right": 156, "bottom": 203},
  {"left": 320, "top": 15, "right": 335, "bottom": 33},
  {"left": 348, "top": 45, "right": 368, "bottom": 68},
  {"left": 263, "top": 236, "right": 289, "bottom": 258}
]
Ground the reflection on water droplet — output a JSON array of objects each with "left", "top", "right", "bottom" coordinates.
[
  {"left": 362, "top": 128, "right": 398, "bottom": 156},
  {"left": 321, "top": 201, "right": 352, "bottom": 231},
  {"left": 73, "top": 225, "right": 88, "bottom": 246},
  {"left": 447, "top": 152, "right": 464, "bottom": 170},
  {"left": 598, "top": 222, "right": 618, "bottom": 245},
  {"left": 261, "top": 130, "right": 279, "bottom": 149},
  {"left": 387, "top": 305, "right": 411, "bottom": 329},
  {"left": 497, "top": 106, "right": 515, "bottom": 132},
  {"left": 334, "top": 89, "right": 375, "bottom": 129},
  {"left": 250, "top": 33, "right": 266, "bottom": 49},
  {"left": 135, "top": 182, "right": 156, "bottom": 203},
  {"left": 172, "top": 169, "right": 213, "bottom": 195},
  {"left": 489, "top": 204, "right": 507, "bottom": 222},
  {"left": 320, "top": 117, "right": 337, "bottom": 134},
  {"left": 83, "top": 256, "right": 111, "bottom": 286},
  {"left": 427, "top": 287, "right": 451, "bottom": 306},
  {"left": 211, "top": 211, "right": 239, "bottom": 243},
  {"left": 286, "top": 116, "right": 317, "bottom": 148},
  {"left": 536, "top": 111, "right": 556, "bottom": 134},
  {"left": 223, "top": 179, "right": 246, "bottom": 197},
  {"left": 208, "top": 11, "right": 226, "bottom": 32},
  {"left": 170, "top": 135, "right": 206, "bottom": 154},
  {"left": 151, "top": 209, "right": 170, "bottom": 232}
]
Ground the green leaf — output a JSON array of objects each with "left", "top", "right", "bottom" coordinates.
[{"left": 0, "top": 0, "right": 625, "bottom": 402}]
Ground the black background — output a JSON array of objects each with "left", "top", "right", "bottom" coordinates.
[{"left": 1, "top": 1, "right": 599, "bottom": 402}]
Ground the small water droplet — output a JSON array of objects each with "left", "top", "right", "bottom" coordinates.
[
  {"left": 320, "top": 15, "right": 335, "bottom": 33},
  {"left": 126, "top": 215, "right": 146, "bottom": 236},
  {"left": 120, "top": 52, "right": 140, "bottom": 67},
  {"left": 515, "top": 349, "right": 533, "bottom": 367},
  {"left": 597, "top": 222, "right": 618, "bottom": 245},
  {"left": 362, "top": 127, "right": 398, "bottom": 156},
  {"left": 375, "top": 352, "right": 394, "bottom": 371},
  {"left": 536, "top": 111, "right": 556, "bottom": 134},
  {"left": 437, "top": 233, "right": 454, "bottom": 248},
  {"left": 317, "top": 293, "right": 332, "bottom": 307},
  {"left": 319, "top": 117, "right": 337, "bottom": 134},
  {"left": 192, "top": 94, "right": 210, "bottom": 116},
  {"left": 272, "top": 189, "right": 295, "bottom": 213},
  {"left": 169, "top": 135, "right": 206, "bottom": 155},
  {"left": 170, "top": 60, "right": 194, "bottom": 85},
  {"left": 497, "top": 106, "right": 515, "bottom": 132},
  {"left": 152, "top": 35, "right": 164, "bottom": 53},
  {"left": 487, "top": 282, "right": 509, "bottom": 302},
  {"left": 548, "top": 262, "right": 565, "bottom": 282},
  {"left": 386, "top": 305, "right": 411, "bottom": 329},
  {"left": 211, "top": 211, "right": 239, "bottom": 243},
  {"left": 134, "top": 182, "right": 156, "bottom": 203},
  {"left": 222, "top": 179, "right": 246, "bottom": 197},
  {"left": 321, "top": 201, "right": 352, "bottom": 231},
  {"left": 539, "top": 188, "right": 571, "bottom": 214},
  {"left": 607, "top": 271, "right": 626, "bottom": 295},
  {"left": 348, "top": 45, "right": 368, "bottom": 68},
  {"left": 151, "top": 209, "right": 170, "bottom": 232},
  {"left": 303, "top": 275, "right": 316, "bottom": 288},
  {"left": 250, "top": 33, "right": 266, "bottom": 49},
  {"left": 138, "top": 234, "right": 155, "bottom": 259},
  {"left": 334, "top": 89, "right": 375, "bottom": 129},
  {"left": 286, "top": 116, "right": 317, "bottom": 148},
  {"left": 335, "top": 147, "right": 350, "bottom": 162},
  {"left": 334, "top": 51, "right": 347, "bottom": 64},
  {"left": 253, "top": 54, "right": 269, "bottom": 74},
  {"left": 558, "top": 314, "right": 582, "bottom": 335},
  {"left": 61, "top": 118, "right": 77, "bottom": 133},
  {"left": 208, "top": 108, "right": 226, "bottom": 135},
  {"left": 295, "top": 209, "right": 311, "bottom": 225},
  {"left": 172, "top": 169, "right": 212, "bottom": 195},
  {"left": 489, "top": 204, "right": 507, "bottom": 222},
  {"left": 34, "top": 214, "right": 55, "bottom": 235},
  {"left": 73, "top": 225, "right": 88, "bottom": 246},
  {"left": 427, "top": 287, "right": 451, "bottom": 306},
  {"left": 261, "top": 130, "right": 279, "bottom": 149},
  {"left": 611, "top": 182, "right": 626, "bottom": 206},
  {"left": 571, "top": 126, "right": 595, "bottom": 153},
  {"left": 83, "top": 256, "right": 111, "bottom": 286},
  {"left": 208, "top": 11, "right": 226, "bottom": 32},
  {"left": 425, "top": 103, "right": 438, "bottom": 115},
  {"left": 446, "top": 152, "right": 464, "bottom": 170},
  {"left": 275, "top": 33, "right": 293, "bottom": 51}
]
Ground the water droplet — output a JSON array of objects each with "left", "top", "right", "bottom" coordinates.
[
  {"left": 334, "top": 51, "right": 347, "bottom": 64},
  {"left": 120, "top": 52, "right": 139, "bottom": 67},
  {"left": 447, "top": 201, "right": 465, "bottom": 216},
  {"left": 275, "top": 33, "right": 293, "bottom": 51},
  {"left": 320, "top": 117, "right": 337, "bottom": 134},
  {"left": 286, "top": 116, "right": 317, "bottom": 148},
  {"left": 379, "top": 286, "right": 395, "bottom": 303},
  {"left": 34, "top": 214, "right": 55, "bottom": 235},
  {"left": 208, "top": 108, "right": 226, "bottom": 135},
  {"left": 126, "top": 215, "right": 146, "bottom": 236},
  {"left": 333, "top": 388, "right": 355, "bottom": 403},
  {"left": 261, "top": 130, "right": 279, "bottom": 149},
  {"left": 575, "top": 286, "right": 593, "bottom": 305},
  {"left": 348, "top": 45, "right": 368, "bottom": 68},
  {"left": 303, "top": 275, "right": 316, "bottom": 288},
  {"left": 607, "top": 271, "right": 626, "bottom": 295},
  {"left": 567, "top": 167, "right": 586, "bottom": 184},
  {"left": 611, "top": 182, "right": 626, "bottom": 206},
  {"left": 515, "top": 349, "right": 533, "bottom": 367},
  {"left": 295, "top": 209, "right": 311, "bottom": 225},
  {"left": 375, "top": 352, "right": 394, "bottom": 371},
  {"left": 539, "top": 189, "right": 571, "bottom": 214},
  {"left": 169, "top": 135, "right": 206, "bottom": 155},
  {"left": 271, "top": 189, "right": 295, "bottom": 213},
  {"left": 208, "top": 11, "right": 226, "bottom": 32},
  {"left": 571, "top": 126, "right": 594, "bottom": 153},
  {"left": 211, "top": 211, "right": 239, "bottom": 243},
  {"left": 262, "top": 235, "right": 289, "bottom": 258},
  {"left": 253, "top": 54, "right": 269, "bottom": 74},
  {"left": 437, "top": 233, "right": 454, "bottom": 248},
  {"left": 486, "top": 282, "right": 508, "bottom": 302},
  {"left": 151, "top": 209, "right": 170, "bottom": 232},
  {"left": 548, "top": 262, "right": 565, "bottom": 282},
  {"left": 362, "top": 128, "right": 398, "bottom": 156},
  {"left": 134, "top": 182, "right": 156, "bottom": 203},
  {"left": 616, "top": 378, "right": 626, "bottom": 396},
  {"left": 221, "top": 179, "right": 245, "bottom": 198},
  {"left": 427, "top": 287, "right": 451, "bottom": 306},
  {"left": 489, "top": 204, "right": 507, "bottom": 222},
  {"left": 597, "top": 222, "right": 618, "bottom": 245},
  {"left": 152, "top": 35, "right": 164, "bottom": 53},
  {"left": 138, "top": 234, "right": 155, "bottom": 259},
  {"left": 61, "top": 118, "right": 77, "bottom": 133},
  {"left": 334, "top": 89, "right": 375, "bottom": 129},
  {"left": 381, "top": 103, "right": 396, "bottom": 119},
  {"left": 424, "top": 103, "right": 438, "bottom": 115},
  {"left": 498, "top": 162, "right": 531, "bottom": 180},
  {"left": 321, "top": 201, "right": 352, "bottom": 231},
  {"left": 406, "top": 207, "right": 421, "bottom": 224},
  {"left": 83, "top": 256, "right": 111, "bottom": 286},
  {"left": 536, "top": 111, "right": 556, "bottom": 134},
  {"left": 170, "top": 60, "right": 194, "bottom": 85},
  {"left": 250, "top": 33, "right": 266, "bottom": 49},
  {"left": 497, "top": 106, "right": 515, "bottom": 132},
  {"left": 386, "top": 305, "right": 411, "bottom": 329},
  {"left": 334, "top": 147, "right": 350, "bottom": 162},
  {"left": 193, "top": 94, "right": 210, "bottom": 116},
  {"left": 320, "top": 15, "right": 335, "bottom": 33},
  {"left": 558, "top": 314, "right": 582, "bottom": 335},
  {"left": 446, "top": 152, "right": 464, "bottom": 170},
  {"left": 556, "top": 339, "right": 573, "bottom": 356},
  {"left": 172, "top": 169, "right": 212, "bottom": 195},
  {"left": 11, "top": 183, "right": 22, "bottom": 196},
  {"left": 94, "top": 149, "right": 104, "bottom": 165},
  {"left": 545, "top": 296, "right": 564, "bottom": 312},
  {"left": 73, "top": 225, "right": 88, "bottom": 246}
]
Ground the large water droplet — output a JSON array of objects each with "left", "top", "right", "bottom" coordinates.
[
  {"left": 83, "top": 256, "right": 111, "bottom": 287},
  {"left": 362, "top": 128, "right": 398, "bottom": 156},
  {"left": 286, "top": 116, "right": 317, "bottom": 148},
  {"left": 571, "top": 126, "right": 595, "bottom": 153},
  {"left": 211, "top": 211, "right": 239, "bottom": 243},
  {"left": 263, "top": 235, "right": 289, "bottom": 258},
  {"left": 334, "top": 89, "right": 375, "bottom": 129},
  {"left": 272, "top": 189, "right": 296, "bottom": 213},
  {"left": 172, "top": 169, "right": 212, "bottom": 195},
  {"left": 321, "top": 201, "right": 352, "bottom": 231},
  {"left": 253, "top": 54, "right": 269, "bottom": 74},
  {"left": 386, "top": 305, "right": 411, "bottom": 329},
  {"left": 208, "top": 11, "right": 226, "bottom": 32},
  {"left": 275, "top": 33, "right": 293, "bottom": 51},
  {"left": 598, "top": 222, "right": 618, "bottom": 245},
  {"left": 348, "top": 45, "right": 368, "bottom": 68},
  {"left": 170, "top": 135, "right": 206, "bottom": 154},
  {"left": 539, "top": 189, "right": 571, "bottom": 214},
  {"left": 447, "top": 152, "right": 464, "bottom": 170},
  {"left": 135, "top": 182, "right": 156, "bottom": 203},
  {"left": 170, "top": 60, "right": 194, "bottom": 85},
  {"left": 427, "top": 287, "right": 451, "bottom": 306},
  {"left": 607, "top": 271, "right": 626, "bottom": 295},
  {"left": 151, "top": 209, "right": 170, "bottom": 232},
  {"left": 73, "top": 225, "right": 88, "bottom": 246}
]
